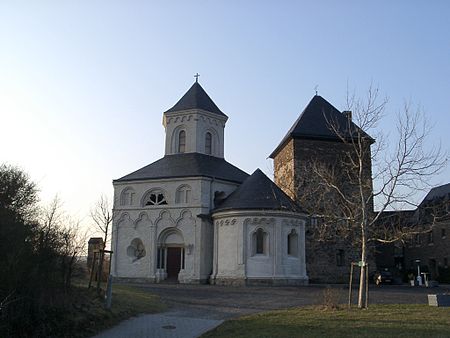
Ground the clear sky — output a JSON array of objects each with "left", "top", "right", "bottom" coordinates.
[{"left": 1, "top": 1, "right": 449, "bottom": 234}]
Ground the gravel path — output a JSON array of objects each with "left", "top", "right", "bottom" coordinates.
[{"left": 93, "top": 283, "right": 450, "bottom": 337}]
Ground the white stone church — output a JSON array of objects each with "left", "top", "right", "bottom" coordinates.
[{"left": 111, "top": 80, "right": 309, "bottom": 286}]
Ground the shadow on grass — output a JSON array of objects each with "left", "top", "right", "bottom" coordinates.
[{"left": 202, "top": 304, "right": 450, "bottom": 338}]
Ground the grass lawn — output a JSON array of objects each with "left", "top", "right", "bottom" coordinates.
[
  {"left": 62, "top": 281, "right": 166, "bottom": 337},
  {"left": 202, "top": 304, "right": 450, "bottom": 338}
]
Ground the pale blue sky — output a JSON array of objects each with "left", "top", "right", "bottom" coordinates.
[{"left": 1, "top": 1, "right": 449, "bottom": 230}]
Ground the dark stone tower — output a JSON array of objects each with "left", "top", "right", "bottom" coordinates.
[{"left": 270, "top": 95, "right": 374, "bottom": 282}]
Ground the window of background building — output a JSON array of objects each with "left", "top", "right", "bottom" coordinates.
[
  {"left": 428, "top": 231, "right": 434, "bottom": 245},
  {"left": 415, "top": 234, "right": 421, "bottom": 246},
  {"left": 336, "top": 249, "right": 345, "bottom": 266}
]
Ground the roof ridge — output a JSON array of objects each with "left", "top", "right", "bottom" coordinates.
[
  {"left": 269, "top": 95, "right": 373, "bottom": 158},
  {"left": 164, "top": 82, "right": 227, "bottom": 117},
  {"left": 213, "top": 168, "right": 304, "bottom": 213}
]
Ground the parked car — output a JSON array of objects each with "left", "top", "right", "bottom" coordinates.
[{"left": 372, "top": 270, "right": 393, "bottom": 285}]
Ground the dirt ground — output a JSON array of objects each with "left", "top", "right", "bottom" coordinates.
[{"left": 124, "top": 283, "right": 450, "bottom": 320}]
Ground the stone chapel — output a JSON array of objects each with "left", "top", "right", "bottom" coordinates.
[{"left": 111, "top": 80, "right": 369, "bottom": 285}]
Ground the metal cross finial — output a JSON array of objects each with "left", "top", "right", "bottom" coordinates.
[
  {"left": 194, "top": 73, "right": 200, "bottom": 83},
  {"left": 314, "top": 85, "right": 319, "bottom": 96}
]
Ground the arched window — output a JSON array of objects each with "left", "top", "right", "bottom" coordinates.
[
  {"left": 287, "top": 229, "right": 298, "bottom": 256},
  {"left": 178, "top": 130, "right": 186, "bottom": 153},
  {"left": 253, "top": 228, "right": 267, "bottom": 255},
  {"left": 175, "top": 185, "right": 192, "bottom": 204},
  {"left": 205, "top": 132, "right": 212, "bottom": 155},
  {"left": 143, "top": 189, "right": 168, "bottom": 206},
  {"left": 120, "top": 187, "right": 135, "bottom": 206}
]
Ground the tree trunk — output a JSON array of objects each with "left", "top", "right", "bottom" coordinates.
[{"left": 358, "top": 226, "right": 367, "bottom": 308}]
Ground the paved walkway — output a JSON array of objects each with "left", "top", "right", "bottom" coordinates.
[
  {"left": 93, "top": 310, "right": 222, "bottom": 338},
  {"left": 93, "top": 283, "right": 450, "bottom": 338}
]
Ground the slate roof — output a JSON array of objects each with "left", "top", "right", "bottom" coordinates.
[
  {"left": 114, "top": 153, "right": 248, "bottom": 183},
  {"left": 421, "top": 183, "right": 450, "bottom": 203},
  {"left": 213, "top": 169, "right": 304, "bottom": 213},
  {"left": 270, "top": 95, "right": 374, "bottom": 158},
  {"left": 164, "top": 82, "right": 227, "bottom": 117}
]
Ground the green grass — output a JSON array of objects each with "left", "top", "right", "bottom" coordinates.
[{"left": 202, "top": 304, "right": 450, "bottom": 338}]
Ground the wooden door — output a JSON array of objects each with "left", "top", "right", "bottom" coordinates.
[{"left": 166, "top": 247, "right": 181, "bottom": 280}]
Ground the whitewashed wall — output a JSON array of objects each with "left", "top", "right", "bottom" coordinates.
[
  {"left": 211, "top": 210, "right": 308, "bottom": 285},
  {"left": 111, "top": 176, "right": 242, "bottom": 283}
]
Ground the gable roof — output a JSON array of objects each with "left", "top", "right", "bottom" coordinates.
[
  {"left": 114, "top": 153, "right": 248, "bottom": 184},
  {"left": 213, "top": 169, "right": 304, "bottom": 213},
  {"left": 421, "top": 183, "right": 450, "bottom": 204},
  {"left": 164, "top": 82, "right": 227, "bottom": 117},
  {"left": 269, "top": 95, "right": 374, "bottom": 158}
]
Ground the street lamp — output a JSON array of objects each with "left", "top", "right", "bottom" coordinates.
[{"left": 415, "top": 259, "right": 422, "bottom": 286}]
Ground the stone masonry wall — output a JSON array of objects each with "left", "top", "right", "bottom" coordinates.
[{"left": 273, "top": 137, "right": 374, "bottom": 283}]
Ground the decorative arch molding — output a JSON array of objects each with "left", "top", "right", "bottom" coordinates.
[
  {"left": 141, "top": 188, "right": 169, "bottom": 207},
  {"left": 166, "top": 115, "right": 194, "bottom": 125},
  {"left": 244, "top": 217, "right": 275, "bottom": 227},
  {"left": 155, "top": 210, "right": 176, "bottom": 229},
  {"left": 171, "top": 124, "right": 188, "bottom": 154},
  {"left": 116, "top": 213, "right": 133, "bottom": 228},
  {"left": 134, "top": 212, "right": 152, "bottom": 229},
  {"left": 199, "top": 115, "right": 221, "bottom": 126},
  {"left": 157, "top": 227, "right": 184, "bottom": 246},
  {"left": 282, "top": 219, "right": 304, "bottom": 227},
  {"left": 176, "top": 209, "right": 196, "bottom": 228},
  {"left": 215, "top": 218, "right": 237, "bottom": 227},
  {"left": 120, "top": 186, "right": 135, "bottom": 206}
]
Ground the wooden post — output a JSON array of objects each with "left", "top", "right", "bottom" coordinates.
[
  {"left": 88, "top": 251, "right": 97, "bottom": 289},
  {"left": 365, "top": 263, "right": 369, "bottom": 308},
  {"left": 348, "top": 263, "right": 354, "bottom": 308},
  {"left": 103, "top": 250, "right": 114, "bottom": 309},
  {"left": 105, "top": 274, "right": 113, "bottom": 309},
  {"left": 96, "top": 249, "right": 104, "bottom": 294}
]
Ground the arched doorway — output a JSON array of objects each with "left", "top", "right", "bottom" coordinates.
[{"left": 157, "top": 228, "right": 185, "bottom": 281}]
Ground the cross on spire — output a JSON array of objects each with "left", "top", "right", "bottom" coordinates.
[
  {"left": 314, "top": 85, "right": 319, "bottom": 96},
  {"left": 194, "top": 73, "right": 200, "bottom": 83}
]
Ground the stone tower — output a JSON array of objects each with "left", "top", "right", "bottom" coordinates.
[
  {"left": 163, "top": 81, "right": 228, "bottom": 158},
  {"left": 270, "top": 95, "right": 374, "bottom": 283}
]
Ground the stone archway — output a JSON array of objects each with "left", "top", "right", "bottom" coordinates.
[{"left": 157, "top": 228, "right": 185, "bottom": 281}]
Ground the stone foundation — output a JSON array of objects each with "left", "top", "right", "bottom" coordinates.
[
  {"left": 246, "top": 277, "right": 309, "bottom": 286},
  {"left": 113, "top": 276, "right": 209, "bottom": 285},
  {"left": 212, "top": 277, "right": 309, "bottom": 286},
  {"left": 211, "top": 277, "right": 246, "bottom": 287},
  {"left": 113, "top": 277, "right": 157, "bottom": 284}
]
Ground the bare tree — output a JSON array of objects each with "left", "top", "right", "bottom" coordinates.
[
  {"left": 39, "top": 196, "right": 87, "bottom": 291},
  {"left": 90, "top": 195, "right": 113, "bottom": 291},
  {"left": 90, "top": 195, "right": 113, "bottom": 250},
  {"left": 279, "top": 86, "right": 447, "bottom": 308}
]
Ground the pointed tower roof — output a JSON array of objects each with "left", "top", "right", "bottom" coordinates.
[
  {"left": 164, "top": 82, "right": 227, "bottom": 117},
  {"left": 269, "top": 95, "right": 374, "bottom": 158},
  {"left": 213, "top": 169, "right": 304, "bottom": 213}
]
